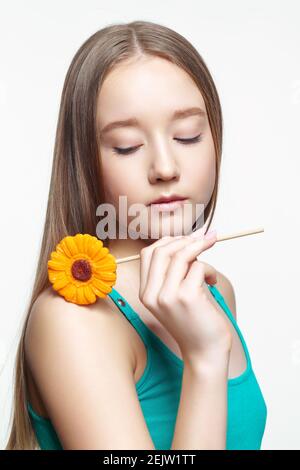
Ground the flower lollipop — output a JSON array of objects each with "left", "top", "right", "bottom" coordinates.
[
  {"left": 47, "top": 234, "right": 117, "bottom": 305},
  {"left": 48, "top": 228, "right": 264, "bottom": 305}
]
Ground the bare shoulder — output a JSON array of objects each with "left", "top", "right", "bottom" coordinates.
[
  {"left": 24, "top": 287, "right": 155, "bottom": 449},
  {"left": 213, "top": 270, "right": 237, "bottom": 320},
  {"left": 25, "top": 286, "right": 135, "bottom": 371}
]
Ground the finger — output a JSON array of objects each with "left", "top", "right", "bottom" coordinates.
[
  {"left": 182, "top": 260, "right": 217, "bottom": 289},
  {"left": 142, "top": 236, "right": 197, "bottom": 298},
  {"left": 139, "top": 235, "right": 182, "bottom": 295},
  {"left": 158, "top": 235, "right": 217, "bottom": 296},
  {"left": 189, "top": 225, "right": 207, "bottom": 238}
]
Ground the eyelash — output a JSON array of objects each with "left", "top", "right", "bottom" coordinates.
[{"left": 112, "top": 134, "right": 203, "bottom": 155}]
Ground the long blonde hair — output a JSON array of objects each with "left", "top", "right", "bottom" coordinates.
[{"left": 5, "top": 20, "right": 223, "bottom": 449}]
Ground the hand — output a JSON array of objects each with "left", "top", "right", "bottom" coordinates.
[{"left": 139, "top": 232, "right": 233, "bottom": 364}]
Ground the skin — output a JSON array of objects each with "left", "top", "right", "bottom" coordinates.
[{"left": 97, "top": 54, "right": 216, "bottom": 263}]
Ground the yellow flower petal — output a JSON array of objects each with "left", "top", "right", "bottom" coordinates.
[
  {"left": 76, "top": 286, "right": 89, "bottom": 305},
  {"left": 93, "top": 247, "right": 109, "bottom": 262},
  {"left": 59, "top": 284, "right": 76, "bottom": 302},
  {"left": 94, "top": 261, "right": 116, "bottom": 272},
  {"left": 57, "top": 239, "right": 73, "bottom": 258},
  {"left": 94, "top": 271, "right": 117, "bottom": 282},
  {"left": 48, "top": 270, "right": 67, "bottom": 283},
  {"left": 94, "top": 253, "right": 116, "bottom": 268},
  {"left": 86, "top": 238, "right": 99, "bottom": 258},
  {"left": 48, "top": 260, "right": 66, "bottom": 271},
  {"left": 50, "top": 251, "right": 68, "bottom": 264},
  {"left": 92, "top": 277, "right": 113, "bottom": 294},
  {"left": 64, "top": 236, "right": 79, "bottom": 257},
  {"left": 91, "top": 284, "right": 107, "bottom": 298},
  {"left": 82, "top": 234, "right": 91, "bottom": 253},
  {"left": 83, "top": 285, "right": 96, "bottom": 304},
  {"left": 74, "top": 233, "right": 85, "bottom": 254},
  {"left": 53, "top": 275, "right": 70, "bottom": 291}
]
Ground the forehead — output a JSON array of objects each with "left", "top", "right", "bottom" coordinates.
[{"left": 97, "top": 56, "right": 207, "bottom": 127}]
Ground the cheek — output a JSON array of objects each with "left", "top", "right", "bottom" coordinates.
[
  {"left": 185, "top": 144, "right": 216, "bottom": 199},
  {"left": 100, "top": 157, "right": 142, "bottom": 207}
]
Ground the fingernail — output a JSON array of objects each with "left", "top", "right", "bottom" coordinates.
[{"left": 204, "top": 229, "right": 217, "bottom": 240}]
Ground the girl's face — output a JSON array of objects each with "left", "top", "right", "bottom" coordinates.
[{"left": 97, "top": 55, "right": 216, "bottom": 242}]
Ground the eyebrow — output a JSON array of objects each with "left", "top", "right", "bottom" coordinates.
[{"left": 99, "top": 106, "right": 206, "bottom": 136}]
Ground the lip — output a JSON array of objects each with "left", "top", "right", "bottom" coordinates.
[
  {"left": 148, "top": 194, "right": 188, "bottom": 205},
  {"left": 148, "top": 196, "right": 188, "bottom": 213}
]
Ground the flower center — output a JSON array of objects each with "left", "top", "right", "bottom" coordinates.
[{"left": 71, "top": 259, "right": 92, "bottom": 282}]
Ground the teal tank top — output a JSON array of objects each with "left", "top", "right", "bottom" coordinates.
[{"left": 27, "top": 283, "right": 267, "bottom": 450}]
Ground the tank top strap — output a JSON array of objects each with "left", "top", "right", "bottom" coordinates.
[
  {"left": 107, "top": 287, "right": 138, "bottom": 322},
  {"left": 207, "top": 283, "right": 252, "bottom": 368},
  {"left": 107, "top": 287, "right": 152, "bottom": 351}
]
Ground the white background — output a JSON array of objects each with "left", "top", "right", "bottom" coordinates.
[{"left": 0, "top": 0, "right": 299, "bottom": 450}]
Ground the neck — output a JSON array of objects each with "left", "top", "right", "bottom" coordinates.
[
  {"left": 107, "top": 236, "right": 154, "bottom": 260},
  {"left": 107, "top": 236, "right": 156, "bottom": 293}
]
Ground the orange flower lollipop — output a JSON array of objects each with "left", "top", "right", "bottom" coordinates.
[
  {"left": 48, "top": 228, "right": 264, "bottom": 305},
  {"left": 47, "top": 234, "right": 117, "bottom": 305}
]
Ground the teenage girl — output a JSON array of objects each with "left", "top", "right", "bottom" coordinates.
[{"left": 5, "top": 20, "right": 267, "bottom": 450}]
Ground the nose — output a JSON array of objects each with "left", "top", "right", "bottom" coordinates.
[{"left": 148, "top": 141, "right": 180, "bottom": 183}]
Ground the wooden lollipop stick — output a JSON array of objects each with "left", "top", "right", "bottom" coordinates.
[
  {"left": 116, "top": 227, "right": 264, "bottom": 264},
  {"left": 216, "top": 226, "right": 264, "bottom": 242}
]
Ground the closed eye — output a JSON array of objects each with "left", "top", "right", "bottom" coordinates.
[
  {"left": 175, "top": 134, "right": 203, "bottom": 145},
  {"left": 112, "top": 134, "right": 203, "bottom": 155}
]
